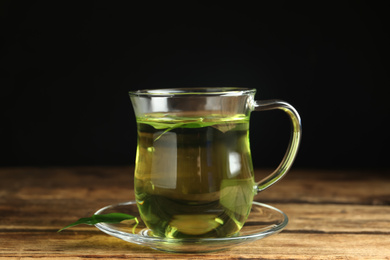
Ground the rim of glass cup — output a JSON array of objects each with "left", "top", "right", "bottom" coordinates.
[{"left": 128, "top": 87, "right": 256, "bottom": 97}]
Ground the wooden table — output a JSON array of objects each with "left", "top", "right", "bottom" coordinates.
[{"left": 1, "top": 167, "right": 389, "bottom": 259}]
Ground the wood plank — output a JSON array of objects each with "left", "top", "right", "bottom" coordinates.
[
  {"left": 255, "top": 169, "right": 390, "bottom": 205},
  {"left": 1, "top": 232, "right": 389, "bottom": 259},
  {"left": 1, "top": 167, "right": 389, "bottom": 205},
  {"left": 1, "top": 167, "right": 390, "bottom": 259},
  {"left": 1, "top": 167, "right": 389, "bottom": 233},
  {"left": 257, "top": 203, "right": 390, "bottom": 234},
  {"left": 2, "top": 201, "right": 390, "bottom": 234}
]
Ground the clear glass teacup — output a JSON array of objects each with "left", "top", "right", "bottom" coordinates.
[{"left": 129, "top": 88, "right": 301, "bottom": 239}]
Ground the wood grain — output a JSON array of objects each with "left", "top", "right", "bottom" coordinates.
[{"left": 1, "top": 167, "right": 389, "bottom": 259}]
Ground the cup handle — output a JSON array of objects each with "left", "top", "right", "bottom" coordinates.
[{"left": 253, "top": 99, "right": 302, "bottom": 193}]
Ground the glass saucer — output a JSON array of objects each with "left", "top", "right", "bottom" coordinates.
[{"left": 94, "top": 201, "right": 288, "bottom": 253}]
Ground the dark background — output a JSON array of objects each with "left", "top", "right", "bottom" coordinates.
[{"left": 1, "top": 1, "right": 389, "bottom": 170}]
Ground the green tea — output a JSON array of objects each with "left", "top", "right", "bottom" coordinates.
[{"left": 134, "top": 113, "right": 255, "bottom": 238}]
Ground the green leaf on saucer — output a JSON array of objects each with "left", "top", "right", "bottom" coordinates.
[{"left": 58, "top": 213, "right": 137, "bottom": 232}]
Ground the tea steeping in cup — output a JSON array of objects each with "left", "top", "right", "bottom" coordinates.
[{"left": 129, "top": 88, "right": 301, "bottom": 238}]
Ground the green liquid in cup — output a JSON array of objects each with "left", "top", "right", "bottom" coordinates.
[{"left": 134, "top": 114, "right": 255, "bottom": 238}]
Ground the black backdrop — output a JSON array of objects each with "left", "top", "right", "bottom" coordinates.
[{"left": 1, "top": 1, "right": 389, "bottom": 170}]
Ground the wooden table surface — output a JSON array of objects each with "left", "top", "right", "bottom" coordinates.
[{"left": 1, "top": 167, "right": 389, "bottom": 259}]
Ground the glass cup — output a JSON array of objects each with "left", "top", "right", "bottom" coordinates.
[{"left": 129, "top": 88, "right": 301, "bottom": 239}]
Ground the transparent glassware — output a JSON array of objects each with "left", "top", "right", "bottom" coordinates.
[
  {"left": 94, "top": 201, "right": 288, "bottom": 253},
  {"left": 124, "top": 87, "right": 301, "bottom": 246}
]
